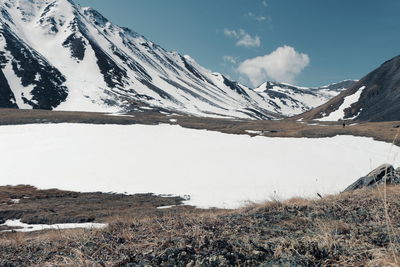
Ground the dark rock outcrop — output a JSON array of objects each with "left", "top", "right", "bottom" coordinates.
[{"left": 344, "top": 164, "right": 400, "bottom": 192}]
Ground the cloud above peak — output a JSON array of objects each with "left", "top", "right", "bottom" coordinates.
[
  {"left": 237, "top": 46, "right": 310, "bottom": 86},
  {"left": 224, "top": 28, "right": 261, "bottom": 48}
]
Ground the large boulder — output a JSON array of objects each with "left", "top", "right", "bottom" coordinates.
[{"left": 344, "top": 164, "right": 400, "bottom": 192}]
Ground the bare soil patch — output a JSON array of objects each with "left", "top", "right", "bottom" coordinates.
[{"left": 0, "top": 185, "right": 188, "bottom": 226}]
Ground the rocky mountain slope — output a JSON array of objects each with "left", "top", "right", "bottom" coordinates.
[
  {"left": 0, "top": 0, "right": 283, "bottom": 119},
  {"left": 297, "top": 55, "right": 400, "bottom": 121},
  {"left": 0, "top": 0, "right": 352, "bottom": 120}
]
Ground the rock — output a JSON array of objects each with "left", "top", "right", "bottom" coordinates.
[
  {"left": 396, "top": 167, "right": 400, "bottom": 176},
  {"left": 344, "top": 164, "right": 400, "bottom": 192}
]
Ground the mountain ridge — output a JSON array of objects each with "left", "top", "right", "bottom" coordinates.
[{"left": 0, "top": 0, "right": 353, "bottom": 119}]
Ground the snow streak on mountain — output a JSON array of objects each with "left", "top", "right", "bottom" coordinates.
[{"left": 0, "top": 0, "right": 350, "bottom": 119}]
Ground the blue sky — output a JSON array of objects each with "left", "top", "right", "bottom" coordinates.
[{"left": 74, "top": 0, "right": 400, "bottom": 87}]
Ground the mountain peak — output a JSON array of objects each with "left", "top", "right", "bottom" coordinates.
[{"left": 81, "top": 6, "right": 109, "bottom": 27}]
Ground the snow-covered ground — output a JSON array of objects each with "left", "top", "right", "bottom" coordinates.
[
  {"left": 0, "top": 219, "right": 107, "bottom": 233},
  {"left": 0, "top": 123, "right": 399, "bottom": 209}
]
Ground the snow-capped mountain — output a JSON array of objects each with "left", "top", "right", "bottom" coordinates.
[
  {"left": 297, "top": 55, "right": 400, "bottom": 122},
  {"left": 0, "top": 0, "right": 353, "bottom": 120},
  {"left": 0, "top": 0, "right": 286, "bottom": 119},
  {"left": 253, "top": 80, "right": 356, "bottom": 116}
]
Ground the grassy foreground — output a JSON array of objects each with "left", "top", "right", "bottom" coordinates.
[{"left": 1, "top": 186, "right": 400, "bottom": 266}]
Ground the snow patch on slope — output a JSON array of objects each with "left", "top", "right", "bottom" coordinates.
[{"left": 317, "top": 86, "right": 366, "bottom": 121}]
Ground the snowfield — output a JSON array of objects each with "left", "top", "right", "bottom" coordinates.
[{"left": 0, "top": 123, "right": 399, "bottom": 208}]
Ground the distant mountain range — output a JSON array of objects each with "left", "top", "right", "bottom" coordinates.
[
  {"left": 297, "top": 55, "right": 400, "bottom": 122},
  {"left": 254, "top": 80, "right": 356, "bottom": 116},
  {"left": 0, "top": 0, "right": 356, "bottom": 120}
]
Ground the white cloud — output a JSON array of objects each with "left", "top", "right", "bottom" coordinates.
[
  {"left": 237, "top": 45, "right": 310, "bottom": 86},
  {"left": 255, "top": 16, "right": 267, "bottom": 22},
  {"left": 262, "top": 0, "right": 268, "bottom": 7},
  {"left": 223, "top": 28, "right": 261, "bottom": 48},
  {"left": 223, "top": 29, "right": 239, "bottom": 38},
  {"left": 223, "top": 56, "right": 237, "bottom": 64},
  {"left": 247, "top": 12, "right": 268, "bottom": 22},
  {"left": 236, "top": 33, "right": 261, "bottom": 48}
]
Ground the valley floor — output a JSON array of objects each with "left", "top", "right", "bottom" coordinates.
[
  {"left": 1, "top": 108, "right": 400, "bottom": 265},
  {"left": 0, "top": 185, "right": 399, "bottom": 266}
]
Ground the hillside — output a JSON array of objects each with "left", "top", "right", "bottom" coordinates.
[{"left": 297, "top": 55, "right": 400, "bottom": 122}]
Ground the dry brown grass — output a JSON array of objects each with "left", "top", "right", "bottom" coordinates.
[{"left": 1, "top": 186, "right": 400, "bottom": 266}]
